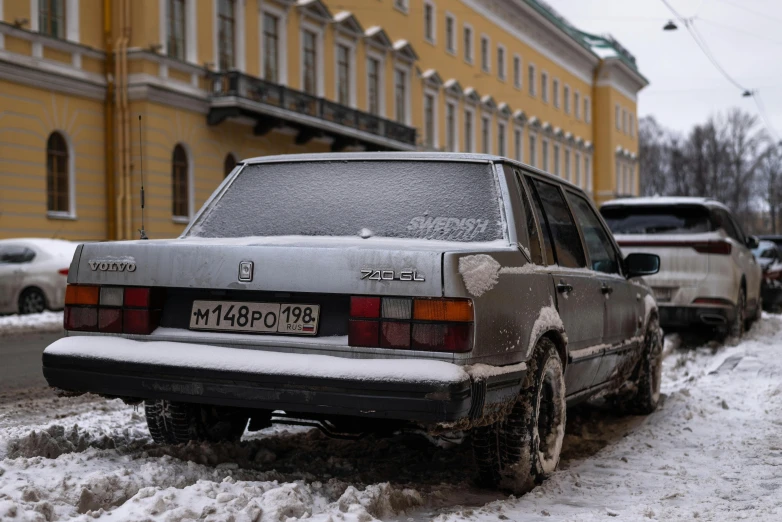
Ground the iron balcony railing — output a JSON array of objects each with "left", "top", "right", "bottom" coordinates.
[{"left": 209, "top": 71, "right": 417, "bottom": 147}]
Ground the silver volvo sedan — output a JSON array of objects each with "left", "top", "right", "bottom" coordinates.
[{"left": 43, "top": 153, "right": 661, "bottom": 493}]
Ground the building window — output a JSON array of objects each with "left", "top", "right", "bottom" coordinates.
[
  {"left": 513, "top": 55, "right": 521, "bottom": 89},
  {"left": 224, "top": 153, "right": 237, "bottom": 178},
  {"left": 217, "top": 0, "right": 236, "bottom": 70},
  {"left": 542, "top": 139, "right": 549, "bottom": 172},
  {"left": 498, "top": 122, "right": 506, "bottom": 156},
  {"left": 564, "top": 85, "right": 570, "bottom": 114},
  {"left": 424, "top": 93, "right": 436, "bottom": 148},
  {"left": 529, "top": 134, "right": 537, "bottom": 167},
  {"left": 541, "top": 72, "right": 548, "bottom": 103},
  {"left": 336, "top": 44, "right": 351, "bottom": 105},
  {"left": 166, "top": 0, "right": 186, "bottom": 60},
  {"left": 172, "top": 144, "right": 189, "bottom": 218},
  {"left": 263, "top": 13, "right": 280, "bottom": 82},
  {"left": 629, "top": 114, "right": 635, "bottom": 137},
  {"left": 446, "top": 14, "right": 456, "bottom": 53},
  {"left": 514, "top": 127, "right": 522, "bottom": 161},
  {"left": 616, "top": 158, "right": 622, "bottom": 194},
  {"left": 395, "top": 69, "right": 407, "bottom": 123},
  {"left": 302, "top": 29, "right": 318, "bottom": 95},
  {"left": 574, "top": 92, "right": 580, "bottom": 120},
  {"left": 464, "top": 109, "right": 474, "bottom": 152},
  {"left": 584, "top": 97, "right": 591, "bottom": 123},
  {"left": 553, "top": 144, "right": 560, "bottom": 176},
  {"left": 575, "top": 151, "right": 582, "bottom": 187},
  {"left": 39, "top": 0, "right": 66, "bottom": 39},
  {"left": 463, "top": 25, "right": 473, "bottom": 63},
  {"left": 528, "top": 65, "right": 536, "bottom": 96},
  {"left": 480, "top": 36, "right": 489, "bottom": 72},
  {"left": 564, "top": 149, "right": 571, "bottom": 182},
  {"left": 481, "top": 115, "right": 490, "bottom": 154},
  {"left": 585, "top": 155, "right": 592, "bottom": 192},
  {"left": 553, "top": 78, "right": 560, "bottom": 108},
  {"left": 446, "top": 102, "right": 457, "bottom": 152},
  {"left": 367, "top": 57, "right": 381, "bottom": 115},
  {"left": 424, "top": 2, "right": 435, "bottom": 43},
  {"left": 615, "top": 104, "right": 621, "bottom": 130},
  {"left": 497, "top": 45, "right": 506, "bottom": 80},
  {"left": 46, "top": 132, "right": 70, "bottom": 214},
  {"left": 622, "top": 109, "right": 628, "bottom": 133}
]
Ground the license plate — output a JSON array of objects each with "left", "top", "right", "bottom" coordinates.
[
  {"left": 653, "top": 287, "right": 673, "bottom": 302},
  {"left": 189, "top": 300, "right": 320, "bottom": 335}
]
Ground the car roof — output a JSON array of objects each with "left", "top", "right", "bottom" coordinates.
[
  {"left": 0, "top": 238, "right": 76, "bottom": 257},
  {"left": 600, "top": 196, "right": 731, "bottom": 212},
  {"left": 238, "top": 152, "right": 584, "bottom": 192},
  {"left": 755, "top": 240, "right": 778, "bottom": 251}
]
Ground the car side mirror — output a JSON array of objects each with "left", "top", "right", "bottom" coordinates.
[
  {"left": 625, "top": 253, "right": 660, "bottom": 278},
  {"left": 746, "top": 236, "right": 760, "bottom": 249}
]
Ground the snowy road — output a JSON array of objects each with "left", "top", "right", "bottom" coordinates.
[{"left": 1, "top": 316, "right": 781, "bottom": 521}]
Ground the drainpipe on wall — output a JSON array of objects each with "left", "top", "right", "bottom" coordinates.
[
  {"left": 122, "top": 0, "right": 132, "bottom": 241},
  {"left": 104, "top": 0, "right": 115, "bottom": 240}
]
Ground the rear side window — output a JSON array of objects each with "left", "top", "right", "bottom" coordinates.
[
  {"left": 567, "top": 193, "right": 620, "bottom": 274},
  {"left": 512, "top": 169, "right": 544, "bottom": 265},
  {"left": 601, "top": 205, "right": 715, "bottom": 235},
  {"left": 526, "top": 178, "right": 556, "bottom": 265},
  {"left": 190, "top": 161, "right": 506, "bottom": 242},
  {"left": 530, "top": 178, "right": 586, "bottom": 269},
  {"left": 0, "top": 246, "right": 35, "bottom": 264}
]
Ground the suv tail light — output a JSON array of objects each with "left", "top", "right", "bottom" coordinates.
[
  {"left": 348, "top": 296, "right": 474, "bottom": 352},
  {"left": 64, "top": 284, "right": 164, "bottom": 334},
  {"left": 692, "top": 241, "right": 732, "bottom": 255}
]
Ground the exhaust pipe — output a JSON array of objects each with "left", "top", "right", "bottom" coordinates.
[{"left": 700, "top": 313, "right": 727, "bottom": 325}]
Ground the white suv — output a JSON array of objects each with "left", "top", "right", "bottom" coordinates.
[{"left": 600, "top": 197, "right": 762, "bottom": 339}]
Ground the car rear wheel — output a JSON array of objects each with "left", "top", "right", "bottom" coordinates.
[
  {"left": 724, "top": 287, "right": 746, "bottom": 345},
  {"left": 471, "top": 338, "right": 566, "bottom": 494},
  {"left": 612, "top": 316, "right": 663, "bottom": 415},
  {"left": 144, "top": 400, "right": 249, "bottom": 444},
  {"left": 18, "top": 287, "right": 47, "bottom": 315}
]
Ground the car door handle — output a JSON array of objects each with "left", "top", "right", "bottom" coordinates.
[
  {"left": 556, "top": 281, "right": 573, "bottom": 293},
  {"left": 601, "top": 284, "right": 614, "bottom": 295}
]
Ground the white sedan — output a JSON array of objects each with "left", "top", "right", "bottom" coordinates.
[{"left": 0, "top": 238, "right": 77, "bottom": 314}]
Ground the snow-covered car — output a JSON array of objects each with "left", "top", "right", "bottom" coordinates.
[
  {"left": 43, "top": 153, "right": 662, "bottom": 493},
  {"left": 752, "top": 240, "right": 782, "bottom": 312},
  {"left": 0, "top": 238, "right": 77, "bottom": 314},
  {"left": 600, "top": 197, "right": 762, "bottom": 340}
]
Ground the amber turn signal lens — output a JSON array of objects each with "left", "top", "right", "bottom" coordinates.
[
  {"left": 413, "top": 298, "right": 473, "bottom": 322},
  {"left": 65, "top": 285, "right": 100, "bottom": 306}
]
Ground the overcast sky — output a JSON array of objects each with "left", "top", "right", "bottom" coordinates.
[{"left": 545, "top": 0, "right": 782, "bottom": 140}]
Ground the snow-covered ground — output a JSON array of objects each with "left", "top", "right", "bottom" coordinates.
[
  {"left": 1, "top": 316, "right": 781, "bottom": 521},
  {"left": 0, "top": 311, "right": 64, "bottom": 336}
]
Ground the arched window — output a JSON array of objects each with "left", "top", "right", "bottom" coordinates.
[
  {"left": 46, "top": 132, "right": 70, "bottom": 214},
  {"left": 224, "top": 153, "right": 237, "bottom": 178},
  {"left": 172, "top": 144, "right": 189, "bottom": 218}
]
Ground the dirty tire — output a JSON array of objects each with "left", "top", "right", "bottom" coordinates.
[
  {"left": 18, "top": 287, "right": 46, "bottom": 314},
  {"left": 724, "top": 287, "right": 746, "bottom": 346},
  {"left": 471, "top": 338, "right": 566, "bottom": 494},
  {"left": 144, "top": 400, "right": 249, "bottom": 444},
  {"left": 748, "top": 291, "right": 762, "bottom": 328},
  {"left": 614, "top": 316, "right": 663, "bottom": 415}
]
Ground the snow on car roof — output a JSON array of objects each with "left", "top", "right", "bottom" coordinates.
[
  {"left": 601, "top": 196, "right": 730, "bottom": 211},
  {"left": 0, "top": 238, "right": 77, "bottom": 259}
]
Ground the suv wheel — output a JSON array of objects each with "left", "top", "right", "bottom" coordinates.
[
  {"left": 144, "top": 400, "right": 249, "bottom": 444},
  {"left": 18, "top": 288, "right": 46, "bottom": 315},
  {"left": 471, "top": 338, "right": 566, "bottom": 494},
  {"left": 612, "top": 316, "right": 663, "bottom": 415},
  {"left": 724, "top": 287, "right": 746, "bottom": 345}
]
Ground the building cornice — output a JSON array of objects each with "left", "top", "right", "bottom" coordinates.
[{"left": 0, "top": 50, "right": 105, "bottom": 100}]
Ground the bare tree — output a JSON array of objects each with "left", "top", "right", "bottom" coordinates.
[{"left": 757, "top": 146, "right": 782, "bottom": 234}]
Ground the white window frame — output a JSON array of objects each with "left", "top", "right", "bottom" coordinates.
[
  {"left": 513, "top": 54, "right": 521, "bottom": 89},
  {"left": 365, "top": 48, "right": 386, "bottom": 117},
  {"left": 615, "top": 104, "right": 621, "bottom": 130},
  {"left": 394, "top": 0, "right": 409, "bottom": 14},
  {"left": 622, "top": 108, "right": 627, "bottom": 134},
  {"left": 481, "top": 113, "right": 492, "bottom": 154},
  {"left": 394, "top": 62, "right": 412, "bottom": 125},
  {"left": 480, "top": 34, "right": 490, "bottom": 73},
  {"left": 160, "top": 0, "right": 196, "bottom": 64},
  {"left": 423, "top": 88, "right": 439, "bottom": 149},
  {"left": 213, "top": 0, "right": 245, "bottom": 71},
  {"left": 552, "top": 78, "right": 560, "bottom": 108},
  {"left": 629, "top": 114, "right": 635, "bottom": 137},
  {"left": 528, "top": 63, "right": 536, "bottom": 96},
  {"left": 424, "top": 0, "right": 436, "bottom": 44},
  {"left": 514, "top": 125, "right": 523, "bottom": 162},
  {"left": 540, "top": 71, "right": 549, "bottom": 103},
  {"left": 496, "top": 43, "right": 506, "bottom": 81},
  {"left": 334, "top": 36, "right": 357, "bottom": 107},
  {"left": 445, "top": 12, "right": 457, "bottom": 54},
  {"left": 574, "top": 91, "right": 580, "bottom": 120},
  {"left": 575, "top": 151, "right": 582, "bottom": 187},
  {"left": 32, "top": 0, "right": 81, "bottom": 43},
  {"left": 463, "top": 105, "right": 476, "bottom": 152},
  {"left": 45, "top": 130, "right": 78, "bottom": 220},
  {"left": 300, "top": 20, "right": 325, "bottom": 96},
  {"left": 584, "top": 97, "right": 591, "bottom": 123},
  {"left": 260, "top": 2, "right": 287, "bottom": 85},
  {"left": 529, "top": 132, "right": 537, "bottom": 167},
  {"left": 463, "top": 23, "right": 474, "bottom": 64},
  {"left": 585, "top": 154, "right": 592, "bottom": 193},
  {"left": 445, "top": 99, "right": 459, "bottom": 152}
]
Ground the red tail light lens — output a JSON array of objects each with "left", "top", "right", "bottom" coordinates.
[
  {"left": 98, "top": 308, "right": 123, "bottom": 333},
  {"left": 64, "top": 285, "right": 163, "bottom": 335},
  {"left": 58, "top": 269, "right": 69, "bottom": 276},
  {"left": 64, "top": 306, "right": 98, "bottom": 331},
  {"left": 693, "top": 297, "right": 734, "bottom": 306},
  {"left": 124, "top": 309, "right": 160, "bottom": 335},
  {"left": 348, "top": 320, "right": 380, "bottom": 347},
  {"left": 693, "top": 241, "right": 732, "bottom": 255},
  {"left": 124, "top": 288, "right": 151, "bottom": 308},
  {"left": 350, "top": 297, "right": 381, "bottom": 318}
]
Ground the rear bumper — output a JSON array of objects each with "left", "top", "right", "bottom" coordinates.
[
  {"left": 658, "top": 304, "right": 736, "bottom": 329},
  {"left": 42, "top": 337, "right": 525, "bottom": 425}
]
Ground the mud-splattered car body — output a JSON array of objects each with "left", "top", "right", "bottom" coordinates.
[{"left": 43, "top": 153, "right": 659, "bottom": 435}]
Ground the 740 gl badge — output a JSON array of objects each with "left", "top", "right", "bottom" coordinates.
[{"left": 361, "top": 269, "right": 425, "bottom": 282}]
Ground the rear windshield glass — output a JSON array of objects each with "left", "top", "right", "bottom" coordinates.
[
  {"left": 188, "top": 160, "right": 506, "bottom": 242},
  {"left": 600, "top": 205, "right": 716, "bottom": 235}
]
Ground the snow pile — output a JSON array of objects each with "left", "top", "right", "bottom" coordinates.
[
  {"left": 458, "top": 254, "right": 501, "bottom": 297},
  {"left": 527, "top": 304, "right": 565, "bottom": 356},
  {"left": 0, "top": 311, "right": 63, "bottom": 336}
]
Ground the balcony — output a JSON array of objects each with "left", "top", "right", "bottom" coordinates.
[{"left": 207, "top": 71, "right": 417, "bottom": 151}]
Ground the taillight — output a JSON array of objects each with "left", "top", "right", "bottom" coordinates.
[
  {"left": 692, "top": 297, "right": 734, "bottom": 306},
  {"left": 692, "top": 241, "right": 732, "bottom": 255},
  {"left": 58, "top": 268, "right": 69, "bottom": 276},
  {"left": 348, "top": 296, "right": 474, "bottom": 352},
  {"left": 64, "top": 284, "right": 163, "bottom": 334}
]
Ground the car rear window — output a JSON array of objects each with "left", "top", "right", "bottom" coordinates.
[
  {"left": 600, "top": 205, "right": 716, "bottom": 235},
  {"left": 188, "top": 160, "right": 506, "bottom": 242}
]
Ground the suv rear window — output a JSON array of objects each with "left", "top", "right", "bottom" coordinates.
[
  {"left": 189, "top": 160, "right": 506, "bottom": 242},
  {"left": 600, "top": 205, "right": 716, "bottom": 235}
]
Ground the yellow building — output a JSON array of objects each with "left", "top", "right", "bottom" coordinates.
[{"left": 0, "top": 0, "right": 647, "bottom": 241}]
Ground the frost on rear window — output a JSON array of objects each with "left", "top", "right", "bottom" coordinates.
[{"left": 189, "top": 161, "right": 506, "bottom": 242}]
